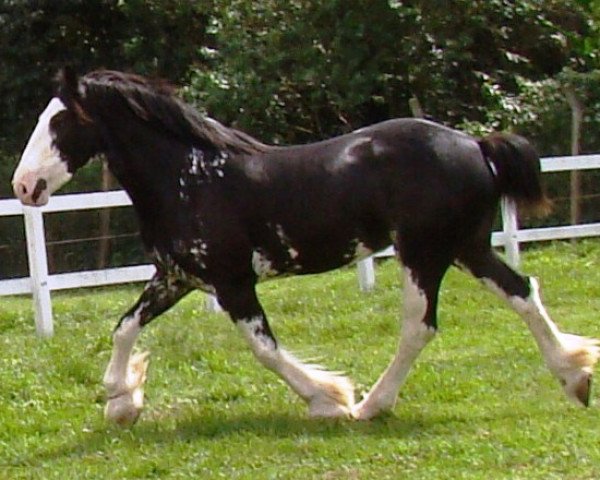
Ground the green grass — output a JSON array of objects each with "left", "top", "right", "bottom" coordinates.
[{"left": 2, "top": 241, "right": 600, "bottom": 479}]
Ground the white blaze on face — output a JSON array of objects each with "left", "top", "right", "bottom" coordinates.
[{"left": 12, "top": 98, "right": 73, "bottom": 206}]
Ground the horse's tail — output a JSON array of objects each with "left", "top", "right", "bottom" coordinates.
[{"left": 478, "top": 132, "right": 551, "bottom": 217}]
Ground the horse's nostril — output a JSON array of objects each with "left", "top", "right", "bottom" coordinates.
[
  {"left": 31, "top": 179, "right": 48, "bottom": 203},
  {"left": 19, "top": 183, "right": 28, "bottom": 195}
]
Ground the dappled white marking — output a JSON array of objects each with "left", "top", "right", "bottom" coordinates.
[
  {"left": 151, "top": 248, "right": 215, "bottom": 294},
  {"left": 252, "top": 250, "right": 279, "bottom": 278},
  {"left": 274, "top": 224, "right": 301, "bottom": 261},
  {"left": 275, "top": 224, "right": 288, "bottom": 244},
  {"left": 12, "top": 98, "right": 72, "bottom": 205}
]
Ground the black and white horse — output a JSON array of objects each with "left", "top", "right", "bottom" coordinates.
[{"left": 12, "top": 69, "right": 599, "bottom": 425}]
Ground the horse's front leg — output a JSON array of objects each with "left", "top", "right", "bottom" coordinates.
[
  {"left": 217, "top": 280, "right": 355, "bottom": 418},
  {"left": 103, "top": 274, "right": 191, "bottom": 426}
]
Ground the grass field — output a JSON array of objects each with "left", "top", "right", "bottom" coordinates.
[{"left": 2, "top": 241, "right": 600, "bottom": 479}]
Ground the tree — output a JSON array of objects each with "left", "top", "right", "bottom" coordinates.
[
  {"left": 187, "top": 0, "right": 594, "bottom": 144},
  {"left": 0, "top": 0, "right": 210, "bottom": 159}
]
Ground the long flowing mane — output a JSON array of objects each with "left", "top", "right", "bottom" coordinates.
[{"left": 79, "top": 70, "right": 267, "bottom": 154}]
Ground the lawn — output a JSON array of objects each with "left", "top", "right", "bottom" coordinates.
[{"left": 1, "top": 241, "right": 600, "bottom": 479}]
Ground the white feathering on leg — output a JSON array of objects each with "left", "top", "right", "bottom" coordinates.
[{"left": 104, "top": 351, "right": 150, "bottom": 426}]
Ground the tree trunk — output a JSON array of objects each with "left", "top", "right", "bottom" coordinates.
[
  {"left": 97, "top": 160, "right": 114, "bottom": 269},
  {"left": 564, "top": 86, "right": 584, "bottom": 226}
]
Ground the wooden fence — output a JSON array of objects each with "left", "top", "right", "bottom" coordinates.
[{"left": 1, "top": 154, "right": 600, "bottom": 336}]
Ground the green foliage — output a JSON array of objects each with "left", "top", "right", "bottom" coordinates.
[
  {"left": 186, "top": 0, "right": 408, "bottom": 143},
  {"left": 0, "top": 0, "right": 209, "bottom": 153},
  {"left": 1, "top": 242, "right": 600, "bottom": 478},
  {"left": 187, "top": 0, "right": 597, "bottom": 144},
  {"left": 2, "top": 1, "right": 600, "bottom": 278}
]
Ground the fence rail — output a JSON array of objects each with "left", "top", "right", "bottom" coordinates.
[
  {"left": 2, "top": 154, "right": 600, "bottom": 336},
  {"left": 355, "top": 154, "right": 600, "bottom": 290}
]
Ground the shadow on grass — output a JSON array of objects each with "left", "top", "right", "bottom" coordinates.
[
  {"left": 7, "top": 413, "right": 417, "bottom": 469},
  {"left": 10, "top": 404, "right": 525, "bottom": 469}
]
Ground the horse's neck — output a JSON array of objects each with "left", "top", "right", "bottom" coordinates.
[{"left": 107, "top": 142, "right": 185, "bottom": 249}]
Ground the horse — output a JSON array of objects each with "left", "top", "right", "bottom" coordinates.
[{"left": 12, "top": 69, "right": 599, "bottom": 426}]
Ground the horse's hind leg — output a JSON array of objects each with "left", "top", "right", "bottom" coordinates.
[
  {"left": 459, "top": 247, "right": 600, "bottom": 406},
  {"left": 103, "top": 274, "right": 191, "bottom": 426},
  {"left": 352, "top": 258, "right": 449, "bottom": 420},
  {"left": 217, "top": 280, "right": 354, "bottom": 418}
]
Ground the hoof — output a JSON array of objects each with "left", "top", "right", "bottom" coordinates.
[
  {"left": 350, "top": 403, "right": 376, "bottom": 421},
  {"left": 351, "top": 394, "right": 396, "bottom": 421},
  {"left": 554, "top": 334, "right": 599, "bottom": 407},
  {"left": 105, "top": 392, "right": 143, "bottom": 427},
  {"left": 351, "top": 400, "right": 379, "bottom": 421},
  {"left": 308, "top": 396, "right": 352, "bottom": 418},
  {"left": 104, "top": 352, "right": 149, "bottom": 426}
]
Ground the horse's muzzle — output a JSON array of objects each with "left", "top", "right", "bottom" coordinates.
[{"left": 13, "top": 171, "right": 49, "bottom": 206}]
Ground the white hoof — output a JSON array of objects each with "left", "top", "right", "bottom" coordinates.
[
  {"left": 553, "top": 334, "right": 599, "bottom": 407},
  {"left": 351, "top": 393, "right": 396, "bottom": 421},
  {"left": 308, "top": 395, "right": 352, "bottom": 418},
  {"left": 105, "top": 391, "right": 143, "bottom": 427}
]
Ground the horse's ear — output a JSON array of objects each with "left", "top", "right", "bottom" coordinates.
[
  {"left": 55, "top": 67, "right": 92, "bottom": 122},
  {"left": 55, "top": 67, "right": 81, "bottom": 105}
]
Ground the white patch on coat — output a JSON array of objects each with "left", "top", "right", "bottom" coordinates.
[
  {"left": 401, "top": 268, "right": 435, "bottom": 346},
  {"left": 150, "top": 248, "right": 215, "bottom": 294},
  {"left": 12, "top": 98, "right": 72, "bottom": 204},
  {"left": 328, "top": 136, "right": 372, "bottom": 172},
  {"left": 275, "top": 224, "right": 289, "bottom": 244},
  {"left": 274, "top": 224, "right": 302, "bottom": 271},
  {"left": 182, "top": 148, "right": 227, "bottom": 189},
  {"left": 274, "top": 224, "right": 302, "bottom": 263},
  {"left": 252, "top": 250, "right": 279, "bottom": 278},
  {"left": 188, "top": 148, "right": 203, "bottom": 175}
]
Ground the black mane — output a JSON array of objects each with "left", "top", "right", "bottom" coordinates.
[{"left": 79, "top": 70, "right": 267, "bottom": 154}]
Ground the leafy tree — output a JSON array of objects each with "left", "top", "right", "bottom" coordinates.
[
  {"left": 187, "top": 0, "right": 594, "bottom": 145},
  {"left": 0, "top": 0, "right": 210, "bottom": 159}
]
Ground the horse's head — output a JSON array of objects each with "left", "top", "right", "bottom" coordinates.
[{"left": 12, "top": 68, "right": 104, "bottom": 206}]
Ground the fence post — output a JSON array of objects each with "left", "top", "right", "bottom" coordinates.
[
  {"left": 357, "top": 257, "right": 375, "bottom": 292},
  {"left": 500, "top": 197, "right": 520, "bottom": 267},
  {"left": 23, "top": 206, "right": 53, "bottom": 337}
]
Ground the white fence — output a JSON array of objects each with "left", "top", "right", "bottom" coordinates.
[{"left": 1, "top": 154, "right": 600, "bottom": 336}]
